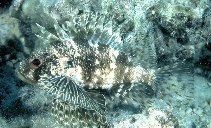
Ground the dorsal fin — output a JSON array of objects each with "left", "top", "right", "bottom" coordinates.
[
  {"left": 35, "top": 23, "right": 59, "bottom": 42},
  {"left": 35, "top": 11, "right": 123, "bottom": 52}
]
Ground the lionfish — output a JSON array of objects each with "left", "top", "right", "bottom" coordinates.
[{"left": 15, "top": 7, "right": 193, "bottom": 127}]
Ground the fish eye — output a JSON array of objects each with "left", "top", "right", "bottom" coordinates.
[
  {"left": 32, "top": 58, "right": 41, "bottom": 66},
  {"left": 30, "top": 58, "right": 43, "bottom": 68}
]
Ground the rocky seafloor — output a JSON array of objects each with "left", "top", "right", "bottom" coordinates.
[{"left": 0, "top": 0, "right": 210, "bottom": 127}]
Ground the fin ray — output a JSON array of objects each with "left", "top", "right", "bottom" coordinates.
[
  {"left": 38, "top": 75, "right": 105, "bottom": 115},
  {"left": 35, "top": 23, "right": 59, "bottom": 42}
]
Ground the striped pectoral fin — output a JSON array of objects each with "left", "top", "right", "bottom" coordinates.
[{"left": 38, "top": 75, "right": 105, "bottom": 115}]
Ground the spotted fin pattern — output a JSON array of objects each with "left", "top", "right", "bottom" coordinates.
[{"left": 52, "top": 99, "right": 109, "bottom": 128}]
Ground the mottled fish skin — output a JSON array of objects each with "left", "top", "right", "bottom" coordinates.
[
  {"left": 15, "top": 10, "right": 157, "bottom": 127},
  {"left": 52, "top": 99, "right": 109, "bottom": 128}
]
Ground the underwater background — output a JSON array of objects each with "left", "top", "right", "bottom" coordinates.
[{"left": 0, "top": 0, "right": 210, "bottom": 127}]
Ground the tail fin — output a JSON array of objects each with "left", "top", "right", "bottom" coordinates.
[
  {"left": 154, "top": 60, "right": 195, "bottom": 108},
  {"left": 154, "top": 60, "right": 194, "bottom": 88}
]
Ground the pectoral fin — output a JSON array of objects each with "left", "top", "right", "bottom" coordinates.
[{"left": 38, "top": 75, "right": 105, "bottom": 115}]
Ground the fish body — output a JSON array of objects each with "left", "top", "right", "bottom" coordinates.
[{"left": 16, "top": 11, "right": 158, "bottom": 127}]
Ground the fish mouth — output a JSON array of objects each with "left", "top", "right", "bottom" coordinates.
[{"left": 15, "top": 69, "right": 36, "bottom": 85}]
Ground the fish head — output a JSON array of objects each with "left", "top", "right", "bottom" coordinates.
[{"left": 16, "top": 49, "right": 49, "bottom": 85}]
